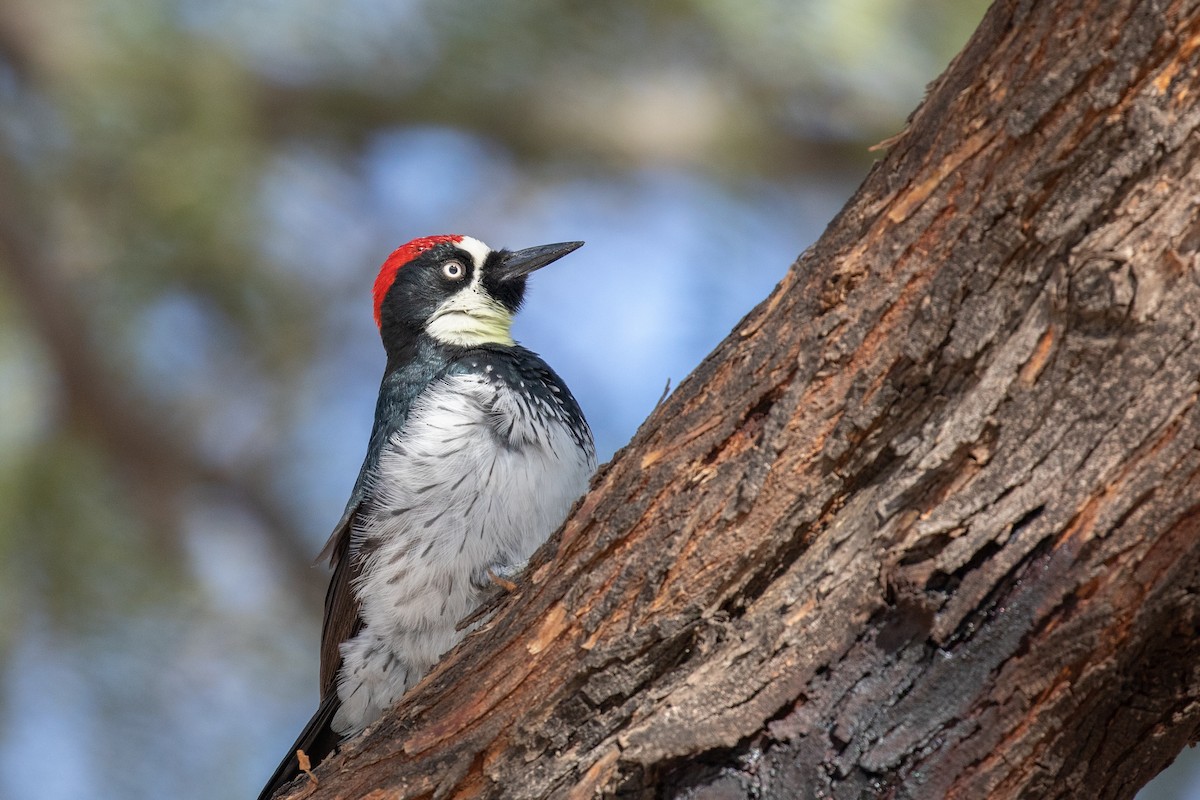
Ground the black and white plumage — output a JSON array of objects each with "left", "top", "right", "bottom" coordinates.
[{"left": 259, "top": 235, "right": 594, "bottom": 800}]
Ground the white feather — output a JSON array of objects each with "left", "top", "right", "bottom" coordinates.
[{"left": 332, "top": 371, "right": 594, "bottom": 735}]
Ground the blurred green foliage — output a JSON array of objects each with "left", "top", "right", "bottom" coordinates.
[
  {"left": 14, "top": 3, "right": 1192, "bottom": 800},
  {"left": 0, "top": 0, "right": 986, "bottom": 640}
]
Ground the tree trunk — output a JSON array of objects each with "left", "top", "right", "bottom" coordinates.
[{"left": 282, "top": 1, "right": 1200, "bottom": 797}]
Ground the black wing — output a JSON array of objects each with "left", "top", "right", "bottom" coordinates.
[
  {"left": 259, "top": 345, "right": 451, "bottom": 797},
  {"left": 255, "top": 693, "right": 341, "bottom": 800},
  {"left": 316, "top": 502, "right": 365, "bottom": 697},
  {"left": 258, "top": 505, "right": 364, "bottom": 800}
]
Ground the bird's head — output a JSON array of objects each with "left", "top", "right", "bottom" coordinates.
[{"left": 372, "top": 235, "right": 583, "bottom": 352}]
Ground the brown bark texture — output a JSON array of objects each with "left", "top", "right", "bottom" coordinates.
[{"left": 283, "top": 1, "right": 1200, "bottom": 798}]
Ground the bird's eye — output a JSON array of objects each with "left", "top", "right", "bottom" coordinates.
[{"left": 442, "top": 261, "right": 465, "bottom": 280}]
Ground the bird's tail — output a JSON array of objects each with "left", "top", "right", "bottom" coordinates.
[{"left": 257, "top": 695, "right": 341, "bottom": 800}]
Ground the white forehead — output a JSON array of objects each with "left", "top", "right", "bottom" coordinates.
[{"left": 455, "top": 236, "right": 492, "bottom": 269}]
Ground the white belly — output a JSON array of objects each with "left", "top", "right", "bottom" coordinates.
[{"left": 333, "top": 371, "right": 594, "bottom": 735}]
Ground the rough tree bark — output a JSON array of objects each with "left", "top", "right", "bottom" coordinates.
[{"left": 281, "top": 1, "right": 1200, "bottom": 797}]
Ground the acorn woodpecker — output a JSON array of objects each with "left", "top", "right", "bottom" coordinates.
[{"left": 258, "top": 235, "right": 595, "bottom": 799}]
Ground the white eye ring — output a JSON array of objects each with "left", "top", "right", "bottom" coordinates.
[{"left": 442, "top": 260, "right": 465, "bottom": 280}]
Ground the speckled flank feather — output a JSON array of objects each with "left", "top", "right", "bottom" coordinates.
[{"left": 333, "top": 349, "right": 595, "bottom": 736}]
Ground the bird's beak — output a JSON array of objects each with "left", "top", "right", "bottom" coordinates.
[{"left": 497, "top": 241, "right": 584, "bottom": 282}]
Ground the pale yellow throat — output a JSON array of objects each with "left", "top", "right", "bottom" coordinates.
[{"left": 426, "top": 288, "right": 515, "bottom": 347}]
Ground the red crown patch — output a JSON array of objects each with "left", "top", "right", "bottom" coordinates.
[{"left": 372, "top": 235, "right": 463, "bottom": 328}]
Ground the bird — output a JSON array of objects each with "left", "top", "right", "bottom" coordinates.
[{"left": 258, "top": 235, "right": 595, "bottom": 799}]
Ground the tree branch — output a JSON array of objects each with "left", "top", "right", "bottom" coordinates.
[{"left": 283, "top": 0, "right": 1200, "bottom": 797}]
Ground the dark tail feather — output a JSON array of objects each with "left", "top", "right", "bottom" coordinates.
[{"left": 257, "top": 695, "right": 341, "bottom": 800}]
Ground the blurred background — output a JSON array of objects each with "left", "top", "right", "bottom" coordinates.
[{"left": 0, "top": 1, "right": 1195, "bottom": 798}]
